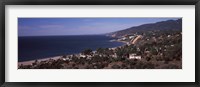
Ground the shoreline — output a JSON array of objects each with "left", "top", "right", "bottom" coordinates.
[
  {"left": 116, "top": 40, "right": 129, "bottom": 44},
  {"left": 18, "top": 56, "right": 62, "bottom": 66},
  {"left": 18, "top": 39, "right": 129, "bottom": 66}
]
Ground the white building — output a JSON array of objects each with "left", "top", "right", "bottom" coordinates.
[
  {"left": 80, "top": 54, "right": 86, "bottom": 58},
  {"left": 129, "top": 53, "right": 141, "bottom": 60},
  {"left": 62, "top": 57, "right": 72, "bottom": 61},
  {"left": 111, "top": 53, "right": 117, "bottom": 58},
  {"left": 129, "top": 36, "right": 135, "bottom": 39},
  {"left": 122, "top": 37, "right": 126, "bottom": 40}
]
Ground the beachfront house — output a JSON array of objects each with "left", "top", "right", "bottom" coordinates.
[
  {"left": 129, "top": 53, "right": 141, "bottom": 60},
  {"left": 122, "top": 37, "right": 126, "bottom": 40}
]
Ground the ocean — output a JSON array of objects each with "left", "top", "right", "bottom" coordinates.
[{"left": 18, "top": 35, "right": 125, "bottom": 62}]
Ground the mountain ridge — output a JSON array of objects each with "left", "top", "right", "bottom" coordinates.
[{"left": 107, "top": 19, "right": 182, "bottom": 37}]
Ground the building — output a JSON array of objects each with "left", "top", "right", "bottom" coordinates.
[
  {"left": 129, "top": 53, "right": 141, "bottom": 60},
  {"left": 80, "top": 54, "right": 86, "bottom": 58},
  {"left": 129, "top": 36, "right": 135, "bottom": 39},
  {"left": 111, "top": 53, "right": 117, "bottom": 58},
  {"left": 62, "top": 57, "right": 72, "bottom": 61}
]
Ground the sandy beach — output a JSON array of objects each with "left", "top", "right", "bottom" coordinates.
[{"left": 18, "top": 56, "right": 62, "bottom": 66}]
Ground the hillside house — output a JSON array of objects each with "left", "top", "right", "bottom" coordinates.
[{"left": 129, "top": 53, "right": 141, "bottom": 60}]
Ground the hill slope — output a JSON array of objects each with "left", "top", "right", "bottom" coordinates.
[{"left": 107, "top": 19, "right": 182, "bottom": 37}]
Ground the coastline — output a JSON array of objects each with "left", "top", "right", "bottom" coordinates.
[
  {"left": 18, "top": 38, "right": 129, "bottom": 66},
  {"left": 116, "top": 40, "right": 129, "bottom": 44},
  {"left": 18, "top": 56, "right": 62, "bottom": 66}
]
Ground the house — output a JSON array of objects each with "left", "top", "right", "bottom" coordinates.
[
  {"left": 129, "top": 36, "right": 135, "bottom": 39},
  {"left": 122, "top": 37, "right": 126, "bottom": 40},
  {"left": 87, "top": 55, "right": 92, "bottom": 58},
  {"left": 129, "top": 53, "right": 141, "bottom": 60},
  {"left": 63, "top": 58, "right": 67, "bottom": 61},
  {"left": 63, "top": 57, "right": 72, "bottom": 61},
  {"left": 80, "top": 54, "right": 86, "bottom": 58},
  {"left": 111, "top": 53, "right": 117, "bottom": 58}
]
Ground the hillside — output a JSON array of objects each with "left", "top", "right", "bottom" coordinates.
[{"left": 107, "top": 19, "right": 182, "bottom": 37}]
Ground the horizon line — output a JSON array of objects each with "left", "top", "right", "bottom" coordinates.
[{"left": 18, "top": 33, "right": 107, "bottom": 37}]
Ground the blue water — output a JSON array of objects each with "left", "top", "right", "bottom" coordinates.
[{"left": 18, "top": 35, "right": 124, "bottom": 62}]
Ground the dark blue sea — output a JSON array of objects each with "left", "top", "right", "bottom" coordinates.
[{"left": 18, "top": 35, "right": 124, "bottom": 62}]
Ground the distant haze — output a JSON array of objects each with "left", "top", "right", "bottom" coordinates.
[{"left": 18, "top": 18, "right": 180, "bottom": 36}]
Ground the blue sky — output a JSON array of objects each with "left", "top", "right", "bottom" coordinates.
[{"left": 18, "top": 18, "right": 180, "bottom": 36}]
